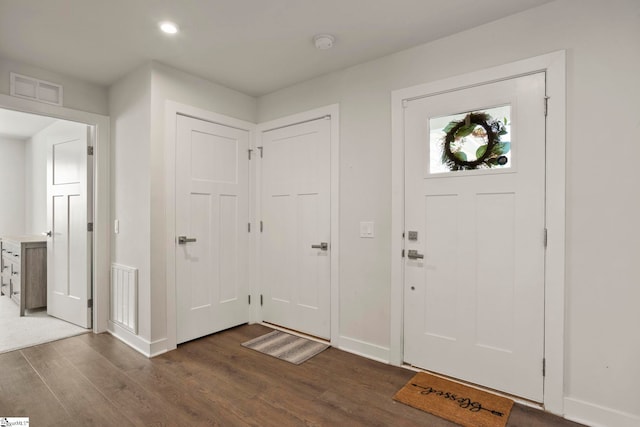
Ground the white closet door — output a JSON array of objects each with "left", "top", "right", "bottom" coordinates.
[
  {"left": 176, "top": 115, "right": 250, "bottom": 344},
  {"left": 260, "top": 118, "right": 331, "bottom": 339}
]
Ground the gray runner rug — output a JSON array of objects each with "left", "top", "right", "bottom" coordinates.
[{"left": 241, "top": 330, "right": 329, "bottom": 365}]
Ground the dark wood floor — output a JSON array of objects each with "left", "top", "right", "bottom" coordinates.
[{"left": 0, "top": 324, "right": 583, "bottom": 426}]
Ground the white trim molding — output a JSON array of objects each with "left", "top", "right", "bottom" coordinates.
[
  {"left": 0, "top": 93, "right": 110, "bottom": 335},
  {"left": 255, "top": 104, "right": 340, "bottom": 345},
  {"left": 337, "top": 335, "right": 390, "bottom": 364},
  {"left": 164, "top": 101, "right": 256, "bottom": 352},
  {"left": 108, "top": 320, "right": 168, "bottom": 357},
  {"left": 390, "top": 51, "right": 566, "bottom": 414},
  {"left": 564, "top": 397, "right": 640, "bottom": 427}
]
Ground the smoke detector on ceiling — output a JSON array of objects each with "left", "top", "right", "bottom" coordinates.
[{"left": 314, "top": 34, "right": 335, "bottom": 50}]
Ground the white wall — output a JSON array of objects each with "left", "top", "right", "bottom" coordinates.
[
  {"left": 0, "top": 136, "right": 25, "bottom": 235},
  {"left": 108, "top": 63, "right": 152, "bottom": 345},
  {"left": 257, "top": 0, "right": 640, "bottom": 424},
  {"left": 23, "top": 125, "right": 48, "bottom": 235},
  {"left": 23, "top": 131, "right": 45, "bottom": 234},
  {"left": 0, "top": 55, "right": 108, "bottom": 116}
]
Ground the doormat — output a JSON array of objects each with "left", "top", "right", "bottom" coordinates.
[
  {"left": 393, "top": 372, "right": 514, "bottom": 427},
  {"left": 241, "top": 330, "right": 329, "bottom": 365}
]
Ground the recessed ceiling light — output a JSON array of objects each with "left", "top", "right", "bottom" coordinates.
[
  {"left": 159, "top": 21, "right": 179, "bottom": 34},
  {"left": 314, "top": 34, "right": 335, "bottom": 50}
]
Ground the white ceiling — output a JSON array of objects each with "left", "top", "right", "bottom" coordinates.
[
  {"left": 0, "top": 0, "right": 552, "bottom": 97},
  {"left": 0, "top": 108, "right": 56, "bottom": 140}
]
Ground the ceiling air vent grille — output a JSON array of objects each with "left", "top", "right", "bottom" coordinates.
[{"left": 10, "top": 72, "right": 63, "bottom": 106}]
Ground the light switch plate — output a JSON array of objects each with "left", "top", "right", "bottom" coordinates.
[{"left": 360, "top": 221, "right": 374, "bottom": 238}]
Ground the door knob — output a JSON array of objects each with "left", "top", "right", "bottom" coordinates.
[
  {"left": 311, "top": 242, "right": 329, "bottom": 251},
  {"left": 42, "top": 231, "right": 52, "bottom": 237},
  {"left": 407, "top": 249, "right": 424, "bottom": 260},
  {"left": 178, "top": 236, "right": 197, "bottom": 244}
]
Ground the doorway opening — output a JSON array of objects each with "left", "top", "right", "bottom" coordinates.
[{"left": 0, "top": 102, "right": 107, "bottom": 353}]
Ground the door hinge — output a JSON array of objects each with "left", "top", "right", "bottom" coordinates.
[
  {"left": 544, "top": 228, "right": 548, "bottom": 248},
  {"left": 248, "top": 295, "right": 251, "bottom": 305},
  {"left": 87, "top": 222, "right": 94, "bottom": 232},
  {"left": 257, "top": 146, "right": 263, "bottom": 158},
  {"left": 260, "top": 221, "right": 263, "bottom": 232},
  {"left": 401, "top": 249, "right": 405, "bottom": 258},
  {"left": 543, "top": 358, "right": 546, "bottom": 376},
  {"left": 260, "top": 294, "right": 263, "bottom": 306},
  {"left": 544, "top": 96, "right": 550, "bottom": 117},
  {"left": 248, "top": 222, "right": 251, "bottom": 232},
  {"left": 87, "top": 146, "right": 94, "bottom": 156},
  {"left": 402, "top": 99, "right": 408, "bottom": 109},
  {"left": 248, "top": 148, "right": 253, "bottom": 160},
  {"left": 88, "top": 298, "right": 93, "bottom": 308}
]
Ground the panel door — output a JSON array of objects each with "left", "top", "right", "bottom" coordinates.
[
  {"left": 47, "top": 121, "right": 92, "bottom": 328},
  {"left": 176, "top": 115, "right": 250, "bottom": 344},
  {"left": 260, "top": 118, "right": 331, "bottom": 339},
  {"left": 403, "top": 73, "right": 546, "bottom": 401}
]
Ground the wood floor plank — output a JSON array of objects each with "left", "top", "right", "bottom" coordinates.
[
  {"left": 20, "top": 343, "right": 136, "bottom": 426},
  {"left": 186, "top": 329, "right": 452, "bottom": 426},
  {"left": 201, "top": 332, "right": 353, "bottom": 425},
  {"left": 0, "top": 350, "right": 73, "bottom": 426},
  {"left": 160, "top": 341, "right": 308, "bottom": 426},
  {"left": 48, "top": 335, "right": 198, "bottom": 426},
  {"left": 204, "top": 330, "right": 437, "bottom": 425},
  {"left": 0, "top": 324, "right": 585, "bottom": 427},
  {"left": 77, "top": 333, "right": 257, "bottom": 426}
]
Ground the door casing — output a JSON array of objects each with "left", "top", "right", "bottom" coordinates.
[
  {"left": 391, "top": 51, "right": 566, "bottom": 414},
  {"left": 165, "top": 101, "right": 256, "bottom": 352},
  {"left": 0, "top": 93, "right": 110, "bottom": 335},
  {"left": 255, "top": 104, "right": 340, "bottom": 345}
]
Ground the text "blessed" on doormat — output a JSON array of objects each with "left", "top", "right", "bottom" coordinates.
[{"left": 393, "top": 372, "right": 514, "bottom": 427}]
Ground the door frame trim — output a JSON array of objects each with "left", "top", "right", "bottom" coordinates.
[
  {"left": 255, "top": 104, "right": 340, "bottom": 344},
  {"left": 390, "top": 51, "right": 566, "bottom": 414},
  {"left": 164, "top": 101, "right": 256, "bottom": 351},
  {"left": 0, "top": 93, "right": 110, "bottom": 334}
]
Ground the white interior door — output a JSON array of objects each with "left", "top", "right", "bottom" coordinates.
[
  {"left": 176, "top": 115, "right": 250, "bottom": 344},
  {"left": 403, "top": 73, "right": 546, "bottom": 401},
  {"left": 260, "top": 118, "right": 331, "bottom": 339},
  {"left": 46, "top": 121, "right": 92, "bottom": 328}
]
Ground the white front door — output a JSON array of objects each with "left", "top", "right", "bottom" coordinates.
[
  {"left": 403, "top": 73, "right": 546, "bottom": 401},
  {"left": 176, "top": 115, "right": 250, "bottom": 344},
  {"left": 47, "top": 121, "right": 92, "bottom": 328},
  {"left": 260, "top": 117, "right": 331, "bottom": 339}
]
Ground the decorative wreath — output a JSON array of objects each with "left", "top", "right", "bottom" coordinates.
[{"left": 441, "top": 112, "right": 510, "bottom": 171}]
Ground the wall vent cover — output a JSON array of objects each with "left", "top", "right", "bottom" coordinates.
[
  {"left": 110, "top": 263, "right": 138, "bottom": 335},
  {"left": 10, "top": 72, "right": 63, "bottom": 106}
]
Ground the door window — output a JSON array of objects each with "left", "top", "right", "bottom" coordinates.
[{"left": 429, "top": 105, "right": 511, "bottom": 174}]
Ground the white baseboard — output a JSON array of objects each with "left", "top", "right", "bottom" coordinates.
[
  {"left": 564, "top": 397, "right": 640, "bottom": 427},
  {"left": 337, "top": 335, "right": 390, "bottom": 363},
  {"left": 107, "top": 321, "right": 167, "bottom": 358}
]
